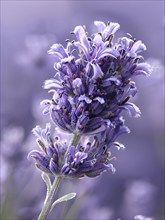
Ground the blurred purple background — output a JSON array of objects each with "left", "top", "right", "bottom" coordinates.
[{"left": 1, "top": 1, "right": 164, "bottom": 219}]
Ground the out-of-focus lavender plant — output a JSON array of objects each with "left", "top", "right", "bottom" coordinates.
[
  {"left": 0, "top": 126, "right": 25, "bottom": 218},
  {"left": 0, "top": 37, "right": 56, "bottom": 217},
  {"left": 16, "top": 34, "right": 55, "bottom": 69},
  {"left": 121, "top": 180, "right": 156, "bottom": 218},
  {"left": 28, "top": 21, "right": 151, "bottom": 220}
]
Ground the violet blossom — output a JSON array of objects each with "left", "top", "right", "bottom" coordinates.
[
  {"left": 29, "top": 21, "right": 150, "bottom": 178},
  {"left": 28, "top": 116, "right": 128, "bottom": 178},
  {"left": 27, "top": 21, "right": 151, "bottom": 220},
  {"left": 40, "top": 21, "right": 150, "bottom": 135}
]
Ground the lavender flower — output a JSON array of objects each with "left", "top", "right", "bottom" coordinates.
[
  {"left": 28, "top": 21, "right": 151, "bottom": 220},
  {"left": 28, "top": 116, "right": 128, "bottom": 178},
  {"left": 16, "top": 34, "right": 55, "bottom": 68},
  {"left": 121, "top": 180, "right": 156, "bottom": 218},
  {"left": 41, "top": 21, "right": 151, "bottom": 135},
  {"left": 28, "top": 20, "right": 151, "bottom": 178}
]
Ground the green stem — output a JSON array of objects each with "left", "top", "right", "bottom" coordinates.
[
  {"left": 71, "top": 134, "right": 81, "bottom": 146},
  {"left": 65, "top": 133, "right": 81, "bottom": 156},
  {"left": 37, "top": 134, "right": 81, "bottom": 220},
  {"left": 38, "top": 176, "right": 62, "bottom": 220}
]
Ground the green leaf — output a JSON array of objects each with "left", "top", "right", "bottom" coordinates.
[{"left": 50, "top": 193, "right": 76, "bottom": 212}]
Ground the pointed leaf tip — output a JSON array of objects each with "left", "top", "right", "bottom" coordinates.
[
  {"left": 50, "top": 192, "right": 77, "bottom": 212},
  {"left": 54, "top": 192, "right": 76, "bottom": 204}
]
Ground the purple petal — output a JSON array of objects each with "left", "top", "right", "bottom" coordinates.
[
  {"left": 94, "top": 97, "right": 105, "bottom": 104},
  {"left": 49, "top": 159, "right": 59, "bottom": 174},
  {"left": 115, "top": 124, "right": 130, "bottom": 139},
  {"left": 109, "top": 163, "right": 116, "bottom": 174},
  {"left": 74, "top": 26, "right": 90, "bottom": 59},
  {"left": 74, "top": 26, "right": 86, "bottom": 41},
  {"left": 27, "top": 150, "right": 44, "bottom": 160},
  {"left": 72, "top": 78, "right": 82, "bottom": 88},
  {"left": 28, "top": 150, "right": 50, "bottom": 173},
  {"left": 76, "top": 112, "right": 89, "bottom": 129},
  {"left": 48, "top": 44, "right": 67, "bottom": 59},
  {"left": 81, "top": 161, "right": 93, "bottom": 171},
  {"left": 32, "top": 126, "right": 42, "bottom": 138},
  {"left": 74, "top": 41, "right": 89, "bottom": 60},
  {"left": 93, "top": 34, "right": 103, "bottom": 46},
  {"left": 133, "top": 63, "right": 151, "bottom": 76},
  {"left": 88, "top": 83, "right": 95, "bottom": 96},
  {"left": 97, "top": 48, "right": 119, "bottom": 60},
  {"left": 32, "top": 123, "right": 51, "bottom": 141},
  {"left": 86, "top": 163, "right": 108, "bottom": 177},
  {"left": 75, "top": 102, "right": 85, "bottom": 117},
  {"left": 120, "top": 102, "right": 141, "bottom": 118},
  {"left": 109, "top": 76, "right": 121, "bottom": 85},
  {"left": 118, "top": 37, "right": 133, "bottom": 51},
  {"left": 40, "top": 99, "right": 51, "bottom": 106},
  {"left": 78, "top": 94, "right": 92, "bottom": 104},
  {"left": 91, "top": 63, "right": 104, "bottom": 80},
  {"left": 42, "top": 106, "right": 51, "bottom": 115},
  {"left": 70, "top": 146, "right": 76, "bottom": 158},
  {"left": 46, "top": 145, "right": 55, "bottom": 158},
  {"left": 41, "top": 99, "right": 55, "bottom": 115},
  {"left": 61, "top": 163, "right": 70, "bottom": 174},
  {"left": 74, "top": 152, "right": 88, "bottom": 164},
  {"left": 102, "top": 22, "right": 120, "bottom": 40},
  {"left": 44, "top": 79, "right": 62, "bottom": 90},
  {"left": 90, "top": 101, "right": 104, "bottom": 115},
  {"left": 113, "top": 142, "right": 126, "bottom": 150},
  {"left": 94, "top": 21, "right": 106, "bottom": 33},
  {"left": 75, "top": 161, "right": 93, "bottom": 174},
  {"left": 85, "top": 118, "right": 106, "bottom": 134},
  {"left": 131, "top": 40, "right": 146, "bottom": 54},
  {"left": 50, "top": 109, "right": 71, "bottom": 132},
  {"left": 61, "top": 56, "right": 74, "bottom": 64}
]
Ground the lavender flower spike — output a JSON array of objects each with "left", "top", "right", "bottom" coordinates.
[
  {"left": 28, "top": 21, "right": 151, "bottom": 220},
  {"left": 42, "top": 21, "right": 151, "bottom": 135}
]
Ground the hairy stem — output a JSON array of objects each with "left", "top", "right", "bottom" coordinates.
[
  {"left": 38, "top": 176, "right": 62, "bottom": 220},
  {"left": 37, "top": 134, "right": 81, "bottom": 220}
]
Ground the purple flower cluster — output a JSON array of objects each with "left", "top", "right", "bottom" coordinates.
[
  {"left": 28, "top": 116, "right": 129, "bottom": 178},
  {"left": 41, "top": 21, "right": 150, "bottom": 134},
  {"left": 28, "top": 21, "right": 151, "bottom": 178}
]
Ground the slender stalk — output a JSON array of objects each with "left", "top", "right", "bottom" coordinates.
[
  {"left": 71, "top": 134, "right": 81, "bottom": 146},
  {"left": 38, "top": 176, "right": 62, "bottom": 220},
  {"left": 65, "top": 133, "right": 81, "bottom": 156},
  {"left": 37, "top": 134, "right": 81, "bottom": 220}
]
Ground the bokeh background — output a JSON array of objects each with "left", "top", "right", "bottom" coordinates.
[{"left": 0, "top": 1, "right": 164, "bottom": 220}]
